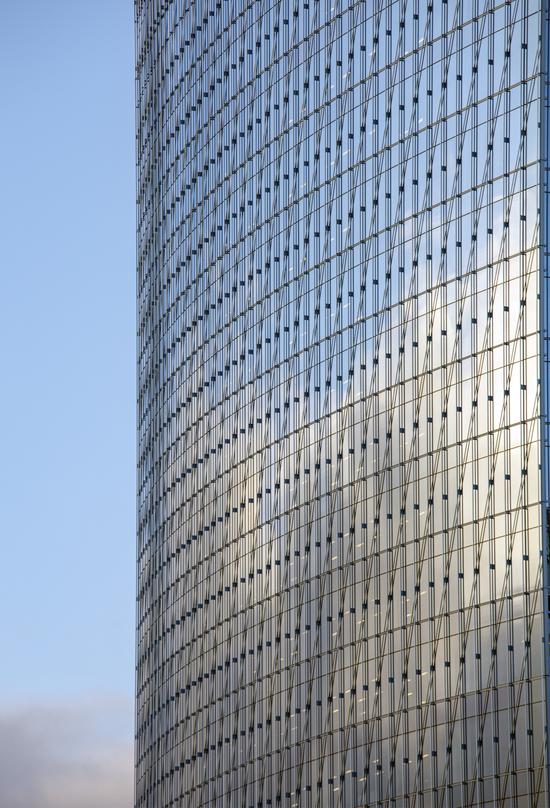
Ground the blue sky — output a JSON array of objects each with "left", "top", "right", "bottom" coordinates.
[{"left": 0, "top": 1, "right": 135, "bottom": 804}]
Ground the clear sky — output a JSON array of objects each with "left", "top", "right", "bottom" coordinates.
[{"left": 0, "top": 1, "right": 135, "bottom": 804}]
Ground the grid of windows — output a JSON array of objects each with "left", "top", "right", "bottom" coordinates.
[{"left": 135, "top": 0, "right": 550, "bottom": 805}]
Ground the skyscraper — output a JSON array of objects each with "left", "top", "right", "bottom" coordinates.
[{"left": 135, "top": 1, "right": 550, "bottom": 805}]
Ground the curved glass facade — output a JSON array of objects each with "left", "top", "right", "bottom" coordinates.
[{"left": 135, "top": 1, "right": 550, "bottom": 805}]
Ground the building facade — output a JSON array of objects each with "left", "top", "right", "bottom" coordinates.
[{"left": 135, "top": 1, "right": 550, "bottom": 805}]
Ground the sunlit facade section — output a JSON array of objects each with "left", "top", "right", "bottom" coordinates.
[{"left": 135, "top": 1, "right": 550, "bottom": 805}]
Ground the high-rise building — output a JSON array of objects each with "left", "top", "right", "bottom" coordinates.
[{"left": 135, "top": 1, "right": 550, "bottom": 805}]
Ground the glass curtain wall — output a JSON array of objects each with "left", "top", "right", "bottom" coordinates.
[{"left": 135, "top": 0, "right": 550, "bottom": 805}]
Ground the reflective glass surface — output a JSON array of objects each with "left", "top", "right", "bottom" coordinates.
[{"left": 135, "top": 1, "right": 550, "bottom": 805}]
